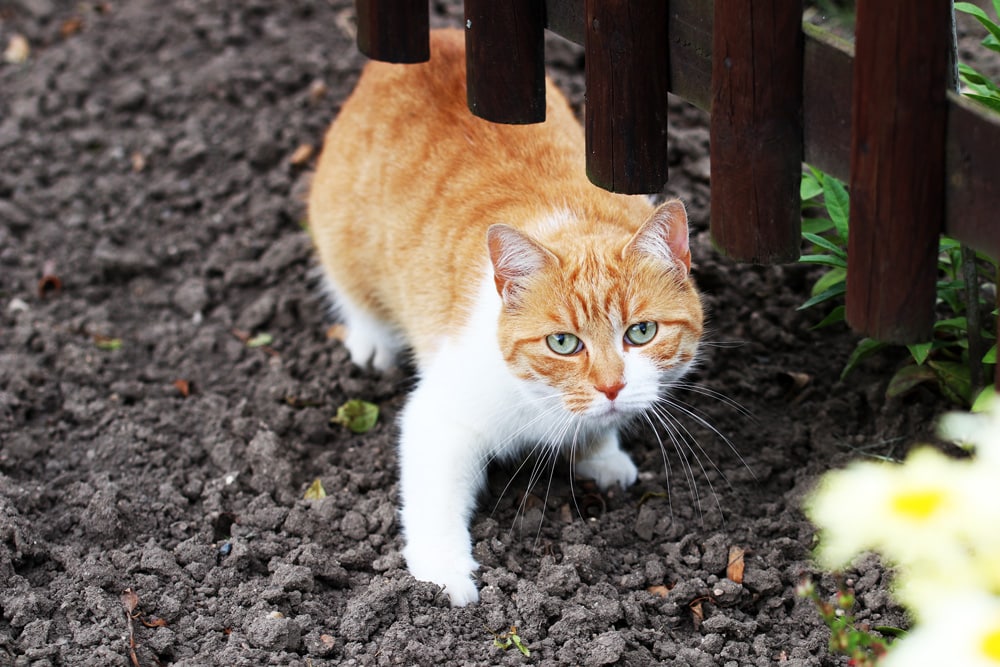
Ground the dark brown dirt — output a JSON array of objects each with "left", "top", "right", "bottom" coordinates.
[{"left": 0, "top": 2, "right": 990, "bottom": 665}]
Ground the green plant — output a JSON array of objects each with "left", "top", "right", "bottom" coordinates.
[
  {"left": 488, "top": 625, "right": 530, "bottom": 657},
  {"left": 798, "top": 166, "right": 997, "bottom": 407},
  {"left": 796, "top": 577, "right": 895, "bottom": 666},
  {"left": 956, "top": 1, "right": 1000, "bottom": 113}
]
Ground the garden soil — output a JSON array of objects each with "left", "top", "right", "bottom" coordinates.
[{"left": 0, "top": 2, "right": 992, "bottom": 665}]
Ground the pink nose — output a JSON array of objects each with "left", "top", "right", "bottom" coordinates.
[{"left": 596, "top": 381, "right": 626, "bottom": 401}]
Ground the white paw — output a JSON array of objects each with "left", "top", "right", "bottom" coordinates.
[
  {"left": 575, "top": 448, "right": 639, "bottom": 490},
  {"left": 343, "top": 330, "right": 395, "bottom": 371},
  {"left": 404, "top": 544, "right": 480, "bottom": 607}
]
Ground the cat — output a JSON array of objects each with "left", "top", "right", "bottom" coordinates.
[{"left": 308, "top": 29, "right": 703, "bottom": 606}]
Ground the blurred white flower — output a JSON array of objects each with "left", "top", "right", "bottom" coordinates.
[
  {"left": 938, "top": 394, "right": 1000, "bottom": 462},
  {"left": 806, "top": 447, "right": 978, "bottom": 571},
  {"left": 882, "top": 593, "right": 1000, "bottom": 667}
]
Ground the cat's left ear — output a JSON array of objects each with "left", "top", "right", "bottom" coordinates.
[
  {"left": 487, "top": 224, "right": 558, "bottom": 303},
  {"left": 622, "top": 199, "right": 691, "bottom": 273}
]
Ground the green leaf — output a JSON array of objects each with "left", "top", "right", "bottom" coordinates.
[
  {"left": 886, "top": 364, "right": 937, "bottom": 399},
  {"left": 802, "top": 217, "right": 836, "bottom": 235},
  {"left": 800, "top": 282, "right": 847, "bottom": 310},
  {"left": 802, "top": 232, "right": 848, "bottom": 258},
  {"left": 822, "top": 176, "right": 850, "bottom": 243},
  {"left": 955, "top": 2, "right": 1000, "bottom": 45},
  {"left": 799, "top": 254, "right": 847, "bottom": 269},
  {"left": 964, "top": 93, "right": 1000, "bottom": 114},
  {"left": 841, "top": 338, "right": 887, "bottom": 380},
  {"left": 303, "top": 478, "right": 327, "bottom": 500},
  {"left": 907, "top": 342, "right": 933, "bottom": 365},
  {"left": 973, "top": 385, "right": 996, "bottom": 412},
  {"left": 94, "top": 337, "right": 123, "bottom": 351},
  {"left": 811, "top": 305, "right": 846, "bottom": 330},
  {"left": 246, "top": 332, "right": 274, "bottom": 348},
  {"left": 810, "top": 266, "right": 847, "bottom": 298},
  {"left": 928, "top": 360, "right": 973, "bottom": 406},
  {"left": 800, "top": 173, "right": 823, "bottom": 201},
  {"left": 933, "top": 317, "right": 969, "bottom": 333},
  {"left": 510, "top": 634, "right": 530, "bottom": 657},
  {"left": 332, "top": 399, "right": 379, "bottom": 434},
  {"left": 984, "top": 344, "right": 997, "bottom": 364}
]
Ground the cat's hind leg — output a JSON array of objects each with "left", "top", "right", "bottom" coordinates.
[
  {"left": 322, "top": 277, "right": 402, "bottom": 371},
  {"left": 574, "top": 429, "right": 639, "bottom": 490}
]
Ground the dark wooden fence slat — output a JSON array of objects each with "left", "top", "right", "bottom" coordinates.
[
  {"left": 801, "top": 23, "right": 852, "bottom": 179},
  {"left": 355, "top": 0, "right": 429, "bottom": 64},
  {"left": 464, "top": 0, "right": 546, "bottom": 124},
  {"left": 846, "top": 1, "right": 951, "bottom": 343},
  {"left": 584, "top": 0, "right": 670, "bottom": 194},
  {"left": 710, "top": 0, "right": 804, "bottom": 263}
]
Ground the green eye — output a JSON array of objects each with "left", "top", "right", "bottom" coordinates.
[
  {"left": 546, "top": 333, "right": 582, "bottom": 355},
  {"left": 625, "top": 321, "right": 657, "bottom": 346}
]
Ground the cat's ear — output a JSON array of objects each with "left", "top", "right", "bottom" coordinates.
[
  {"left": 623, "top": 199, "right": 691, "bottom": 273},
  {"left": 487, "top": 224, "right": 558, "bottom": 302}
]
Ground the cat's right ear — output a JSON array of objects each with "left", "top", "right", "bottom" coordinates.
[{"left": 487, "top": 224, "right": 557, "bottom": 303}]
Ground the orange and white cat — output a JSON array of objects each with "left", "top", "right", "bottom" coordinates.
[{"left": 308, "top": 29, "right": 703, "bottom": 606}]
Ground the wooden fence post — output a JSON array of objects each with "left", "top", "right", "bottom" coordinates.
[
  {"left": 846, "top": 1, "right": 951, "bottom": 342},
  {"left": 584, "top": 0, "right": 670, "bottom": 194},
  {"left": 710, "top": 0, "right": 804, "bottom": 263},
  {"left": 464, "top": 0, "right": 546, "bottom": 124},
  {"left": 355, "top": 0, "right": 429, "bottom": 63}
]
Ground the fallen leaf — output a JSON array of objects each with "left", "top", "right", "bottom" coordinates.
[
  {"left": 331, "top": 399, "right": 379, "bottom": 434},
  {"left": 120, "top": 588, "right": 139, "bottom": 614},
  {"left": 94, "top": 335, "right": 123, "bottom": 351},
  {"left": 782, "top": 371, "right": 812, "bottom": 390},
  {"left": 304, "top": 478, "right": 327, "bottom": 500},
  {"left": 246, "top": 332, "right": 273, "bottom": 348},
  {"left": 690, "top": 600, "right": 704, "bottom": 627},
  {"left": 37, "top": 273, "right": 62, "bottom": 298},
  {"left": 727, "top": 545, "right": 745, "bottom": 584},
  {"left": 141, "top": 617, "right": 168, "bottom": 628},
  {"left": 637, "top": 490, "right": 668, "bottom": 507},
  {"left": 289, "top": 143, "right": 313, "bottom": 166},
  {"left": 647, "top": 585, "right": 670, "bottom": 598},
  {"left": 308, "top": 79, "right": 329, "bottom": 103},
  {"left": 59, "top": 17, "right": 85, "bottom": 38},
  {"left": 4, "top": 34, "right": 30, "bottom": 64},
  {"left": 173, "top": 379, "right": 191, "bottom": 397}
]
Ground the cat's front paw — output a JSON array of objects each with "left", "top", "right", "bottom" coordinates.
[
  {"left": 575, "top": 447, "right": 639, "bottom": 490},
  {"left": 404, "top": 545, "right": 480, "bottom": 606}
]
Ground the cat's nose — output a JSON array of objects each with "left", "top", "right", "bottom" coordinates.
[{"left": 595, "top": 381, "right": 626, "bottom": 401}]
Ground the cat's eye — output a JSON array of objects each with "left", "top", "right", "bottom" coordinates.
[
  {"left": 625, "top": 321, "right": 658, "bottom": 346},
  {"left": 546, "top": 333, "right": 583, "bottom": 355}
]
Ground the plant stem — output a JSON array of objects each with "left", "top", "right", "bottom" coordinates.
[{"left": 963, "top": 245, "right": 984, "bottom": 392}]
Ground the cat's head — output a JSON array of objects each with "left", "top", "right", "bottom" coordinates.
[{"left": 487, "top": 200, "right": 703, "bottom": 423}]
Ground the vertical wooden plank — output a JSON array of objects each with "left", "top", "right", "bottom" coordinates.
[
  {"left": 464, "top": 0, "right": 546, "bottom": 124},
  {"left": 584, "top": 0, "right": 670, "bottom": 194},
  {"left": 710, "top": 0, "right": 804, "bottom": 263},
  {"left": 802, "top": 23, "right": 852, "bottom": 179},
  {"left": 355, "top": 0, "right": 429, "bottom": 64},
  {"left": 847, "top": 1, "right": 950, "bottom": 342}
]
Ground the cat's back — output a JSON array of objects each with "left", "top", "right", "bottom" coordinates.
[{"left": 309, "top": 29, "right": 643, "bottom": 361}]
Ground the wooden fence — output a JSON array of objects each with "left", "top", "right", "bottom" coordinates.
[{"left": 354, "top": 0, "right": 1000, "bottom": 386}]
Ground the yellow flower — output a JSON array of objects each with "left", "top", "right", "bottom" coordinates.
[{"left": 883, "top": 593, "right": 1000, "bottom": 667}]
